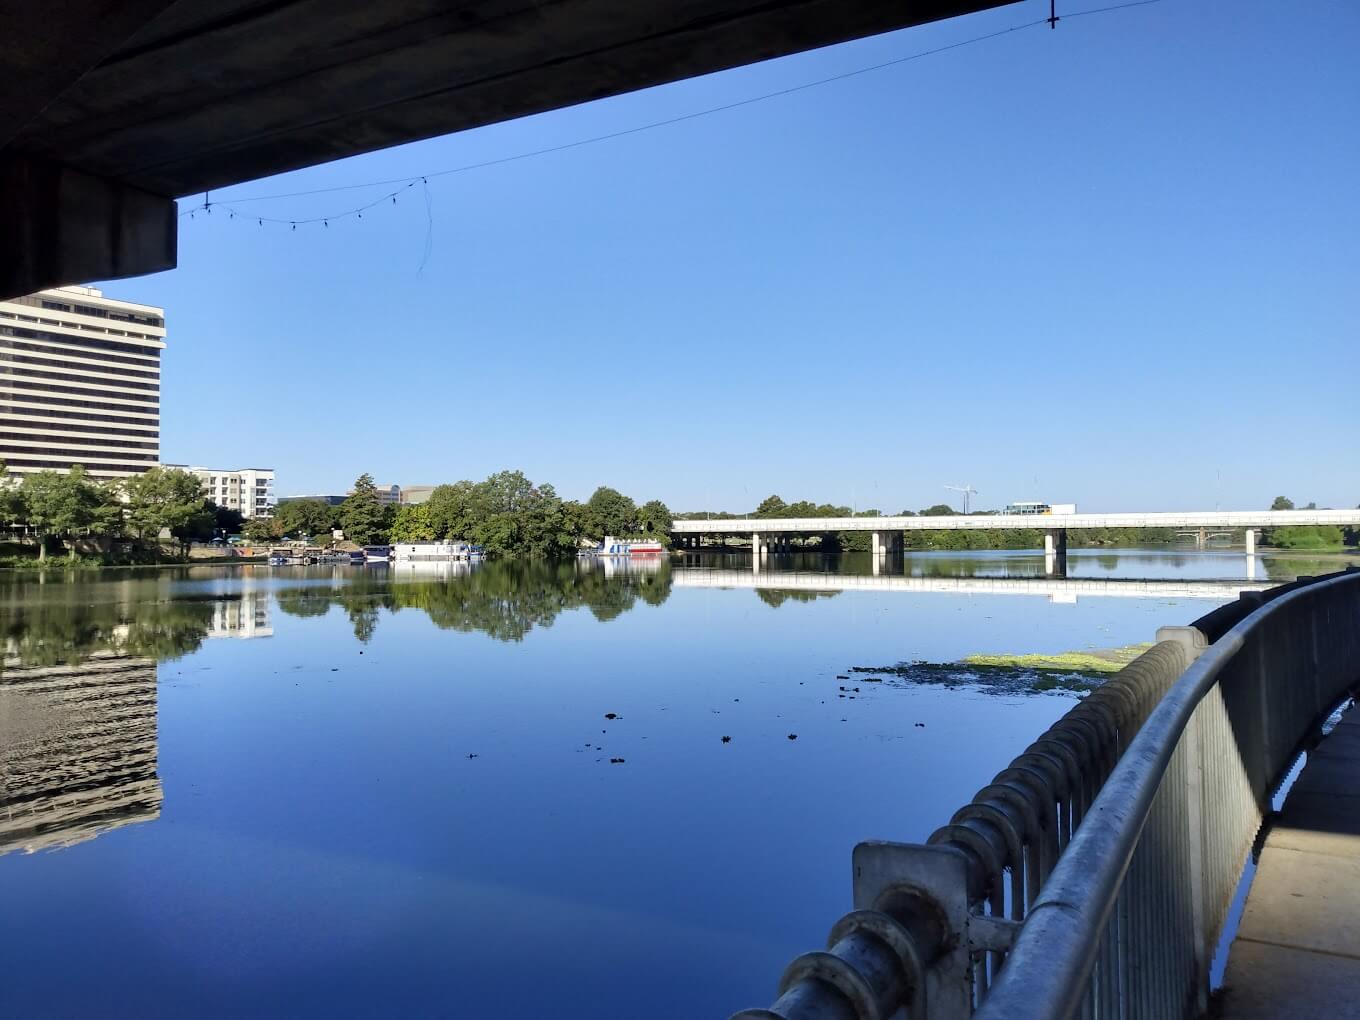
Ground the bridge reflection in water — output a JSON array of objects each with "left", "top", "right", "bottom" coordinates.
[{"left": 671, "top": 568, "right": 1270, "bottom": 604}]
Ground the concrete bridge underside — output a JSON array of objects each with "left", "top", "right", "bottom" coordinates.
[{"left": 0, "top": 0, "right": 1018, "bottom": 298}]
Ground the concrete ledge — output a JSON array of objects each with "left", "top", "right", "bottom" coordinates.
[{"left": 0, "top": 154, "right": 175, "bottom": 298}]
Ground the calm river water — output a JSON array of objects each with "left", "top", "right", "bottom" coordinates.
[{"left": 0, "top": 549, "right": 1343, "bottom": 1017}]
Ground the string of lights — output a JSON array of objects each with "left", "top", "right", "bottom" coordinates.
[{"left": 180, "top": 0, "right": 1166, "bottom": 232}]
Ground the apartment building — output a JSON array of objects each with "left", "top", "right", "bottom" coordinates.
[
  {"left": 0, "top": 285, "right": 165, "bottom": 482},
  {"left": 165, "top": 464, "right": 275, "bottom": 519}
]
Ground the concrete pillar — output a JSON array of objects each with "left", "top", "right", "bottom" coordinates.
[
  {"left": 1245, "top": 528, "right": 1256, "bottom": 555},
  {"left": 872, "top": 531, "right": 884, "bottom": 558},
  {"left": 1044, "top": 528, "right": 1068, "bottom": 578},
  {"left": 1197, "top": 527, "right": 1207, "bottom": 549},
  {"left": 751, "top": 533, "right": 761, "bottom": 572}
]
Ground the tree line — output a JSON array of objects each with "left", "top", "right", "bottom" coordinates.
[
  {"left": 1265, "top": 496, "right": 1356, "bottom": 549},
  {"left": 0, "top": 463, "right": 244, "bottom": 561},
  {"left": 251, "top": 470, "right": 673, "bottom": 558}
]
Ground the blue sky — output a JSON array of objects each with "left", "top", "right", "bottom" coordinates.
[{"left": 101, "top": 0, "right": 1358, "bottom": 514}]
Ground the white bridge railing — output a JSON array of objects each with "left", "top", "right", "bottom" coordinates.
[
  {"left": 673, "top": 509, "right": 1360, "bottom": 534},
  {"left": 732, "top": 568, "right": 1360, "bottom": 1020}
]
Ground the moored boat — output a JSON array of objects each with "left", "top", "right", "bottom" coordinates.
[{"left": 592, "top": 536, "right": 665, "bottom": 557}]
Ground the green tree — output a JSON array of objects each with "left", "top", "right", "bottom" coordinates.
[
  {"left": 339, "top": 474, "right": 389, "bottom": 545},
  {"left": 121, "top": 467, "right": 208, "bottom": 544},
  {"left": 755, "top": 494, "right": 787, "bottom": 517},
  {"left": 243, "top": 517, "right": 281, "bottom": 544},
  {"left": 921, "top": 503, "right": 958, "bottom": 517},
  {"left": 425, "top": 481, "right": 477, "bottom": 539},
  {"left": 171, "top": 504, "right": 216, "bottom": 554},
  {"left": 20, "top": 467, "right": 116, "bottom": 559},
  {"left": 638, "top": 499, "right": 673, "bottom": 542},
  {"left": 0, "top": 461, "right": 25, "bottom": 532},
  {"left": 586, "top": 486, "right": 638, "bottom": 538},
  {"left": 389, "top": 503, "right": 435, "bottom": 542},
  {"left": 1270, "top": 496, "right": 1294, "bottom": 511},
  {"left": 212, "top": 503, "right": 246, "bottom": 536},
  {"left": 275, "top": 498, "right": 336, "bottom": 539}
]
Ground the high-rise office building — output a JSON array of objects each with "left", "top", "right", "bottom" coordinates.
[{"left": 0, "top": 285, "right": 165, "bottom": 482}]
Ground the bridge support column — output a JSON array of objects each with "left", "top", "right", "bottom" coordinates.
[
  {"left": 751, "top": 533, "right": 762, "bottom": 572},
  {"left": 1196, "top": 527, "right": 1207, "bottom": 549},
  {"left": 1044, "top": 528, "right": 1068, "bottom": 579},
  {"left": 872, "top": 531, "right": 885, "bottom": 559},
  {"left": 1245, "top": 528, "right": 1256, "bottom": 555}
]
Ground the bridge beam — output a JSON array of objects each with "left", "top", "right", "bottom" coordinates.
[{"left": 1, "top": 155, "right": 177, "bottom": 296}]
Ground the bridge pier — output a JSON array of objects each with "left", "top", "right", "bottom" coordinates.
[
  {"left": 1245, "top": 528, "right": 1256, "bottom": 555},
  {"left": 1044, "top": 528, "right": 1068, "bottom": 579}
]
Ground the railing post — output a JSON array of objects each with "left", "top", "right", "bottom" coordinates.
[
  {"left": 852, "top": 841, "right": 974, "bottom": 1019},
  {"left": 1155, "top": 625, "right": 1208, "bottom": 662},
  {"left": 1182, "top": 704, "right": 1210, "bottom": 1015}
]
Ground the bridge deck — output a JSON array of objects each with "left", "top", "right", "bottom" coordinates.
[{"left": 1220, "top": 705, "right": 1360, "bottom": 1018}]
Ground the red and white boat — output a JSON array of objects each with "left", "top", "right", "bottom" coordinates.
[{"left": 595, "top": 536, "right": 665, "bottom": 557}]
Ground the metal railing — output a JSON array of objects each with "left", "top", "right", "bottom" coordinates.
[{"left": 732, "top": 567, "right": 1360, "bottom": 1020}]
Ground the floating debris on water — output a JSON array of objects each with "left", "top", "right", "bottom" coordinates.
[
  {"left": 604, "top": 712, "right": 619, "bottom": 720},
  {"left": 849, "top": 644, "right": 1152, "bottom": 696},
  {"left": 787, "top": 733, "right": 798, "bottom": 741},
  {"left": 721, "top": 735, "right": 731, "bottom": 743},
  {"left": 610, "top": 757, "right": 626, "bottom": 764}
]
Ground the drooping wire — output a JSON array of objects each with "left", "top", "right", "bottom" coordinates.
[{"left": 179, "top": 0, "right": 1167, "bottom": 229}]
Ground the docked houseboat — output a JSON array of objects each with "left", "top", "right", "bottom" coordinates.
[
  {"left": 392, "top": 541, "right": 485, "bottom": 562},
  {"left": 592, "top": 536, "right": 666, "bottom": 557},
  {"left": 362, "top": 545, "right": 392, "bottom": 562}
]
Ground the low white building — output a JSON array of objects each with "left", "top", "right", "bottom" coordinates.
[{"left": 164, "top": 464, "right": 275, "bottom": 518}]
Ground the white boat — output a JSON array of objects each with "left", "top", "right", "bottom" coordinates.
[
  {"left": 392, "top": 542, "right": 485, "bottom": 562},
  {"left": 593, "top": 536, "right": 665, "bottom": 557},
  {"left": 362, "top": 545, "right": 392, "bottom": 562}
]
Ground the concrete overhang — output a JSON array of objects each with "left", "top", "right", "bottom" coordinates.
[{"left": 0, "top": 0, "right": 1018, "bottom": 298}]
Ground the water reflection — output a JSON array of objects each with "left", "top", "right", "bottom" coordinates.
[
  {"left": 273, "top": 558, "right": 673, "bottom": 643},
  {"left": 0, "top": 583, "right": 272, "bottom": 857},
  {"left": 1, "top": 586, "right": 272, "bottom": 665},
  {"left": 0, "top": 652, "right": 160, "bottom": 855}
]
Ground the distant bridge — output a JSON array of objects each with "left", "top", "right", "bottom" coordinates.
[
  {"left": 670, "top": 568, "right": 1269, "bottom": 604},
  {"left": 671, "top": 509, "right": 1360, "bottom": 575}
]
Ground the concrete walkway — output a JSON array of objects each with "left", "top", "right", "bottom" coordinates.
[{"left": 1220, "top": 705, "right": 1360, "bottom": 1018}]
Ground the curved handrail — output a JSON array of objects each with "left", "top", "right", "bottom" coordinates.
[
  {"left": 730, "top": 567, "right": 1360, "bottom": 1020},
  {"left": 974, "top": 569, "right": 1360, "bottom": 1020}
]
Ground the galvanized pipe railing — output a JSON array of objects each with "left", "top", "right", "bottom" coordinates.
[{"left": 731, "top": 567, "right": 1360, "bottom": 1020}]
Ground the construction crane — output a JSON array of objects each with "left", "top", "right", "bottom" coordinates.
[{"left": 944, "top": 484, "right": 978, "bottom": 515}]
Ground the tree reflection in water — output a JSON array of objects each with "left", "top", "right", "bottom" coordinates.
[{"left": 273, "top": 558, "right": 674, "bottom": 643}]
